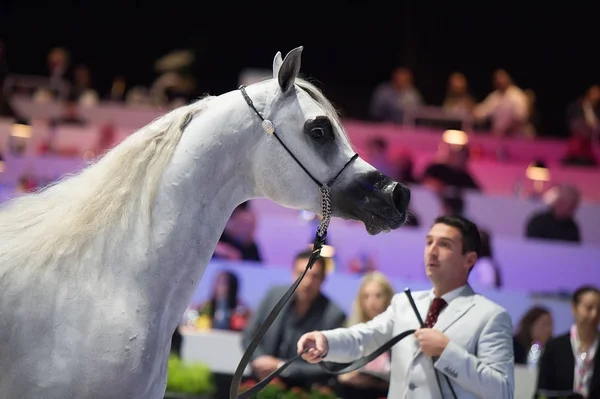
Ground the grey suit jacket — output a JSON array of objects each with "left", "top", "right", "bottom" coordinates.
[
  {"left": 321, "top": 285, "right": 514, "bottom": 399},
  {"left": 242, "top": 285, "right": 346, "bottom": 380}
]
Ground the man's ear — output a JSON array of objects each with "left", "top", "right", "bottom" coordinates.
[{"left": 465, "top": 252, "right": 477, "bottom": 272}]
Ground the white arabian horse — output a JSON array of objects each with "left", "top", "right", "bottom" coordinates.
[{"left": 0, "top": 47, "right": 410, "bottom": 398}]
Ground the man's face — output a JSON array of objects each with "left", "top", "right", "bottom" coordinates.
[
  {"left": 424, "top": 223, "right": 474, "bottom": 285},
  {"left": 493, "top": 70, "right": 510, "bottom": 91},
  {"left": 293, "top": 257, "right": 325, "bottom": 303}
]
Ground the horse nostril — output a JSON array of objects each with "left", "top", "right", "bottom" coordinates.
[{"left": 392, "top": 183, "right": 411, "bottom": 212}]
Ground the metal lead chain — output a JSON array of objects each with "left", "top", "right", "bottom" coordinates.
[{"left": 317, "top": 186, "right": 332, "bottom": 238}]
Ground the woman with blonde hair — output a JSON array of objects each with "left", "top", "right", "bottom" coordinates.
[{"left": 337, "top": 272, "right": 395, "bottom": 399}]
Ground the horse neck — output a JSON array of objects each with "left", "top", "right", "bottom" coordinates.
[{"left": 140, "top": 93, "right": 260, "bottom": 324}]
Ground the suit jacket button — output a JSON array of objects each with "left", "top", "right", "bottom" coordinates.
[{"left": 408, "top": 382, "right": 416, "bottom": 390}]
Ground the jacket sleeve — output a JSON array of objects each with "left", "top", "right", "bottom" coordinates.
[
  {"left": 320, "top": 295, "right": 398, "bottom": 363},
  {"left": 433, "top": 309, "right": 515, "bottom": 399}
]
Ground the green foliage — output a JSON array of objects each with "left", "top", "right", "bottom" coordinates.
[{"left": 166, "top": 355, "right": 216, "bottom": 395}]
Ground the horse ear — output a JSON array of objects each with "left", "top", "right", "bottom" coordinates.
[
  {"left": 272, "top": 51, "right": 283, "bottom": 79},
  {"left": 277, "top": 46, "right": 303, "bottom": 93}
]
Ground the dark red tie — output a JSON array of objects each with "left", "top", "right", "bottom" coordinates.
[{"left": 425, "top": 298, "right": 447, "bottom": 328}]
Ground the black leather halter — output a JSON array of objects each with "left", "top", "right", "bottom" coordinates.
[{"left": 230, "top": 85, "right": 456, "bottom": 399}]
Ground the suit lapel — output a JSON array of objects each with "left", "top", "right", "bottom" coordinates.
[{"left": 434, "top": 295, "right": 475, "bottom": 333}]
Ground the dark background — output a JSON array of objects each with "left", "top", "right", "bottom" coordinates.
[{"left": 0, "top": 1, "right": 597, "bottom": 137}]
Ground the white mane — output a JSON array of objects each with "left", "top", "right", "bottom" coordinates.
[{"left": 0, "top": 96, "right": 213, "bottom": 273}]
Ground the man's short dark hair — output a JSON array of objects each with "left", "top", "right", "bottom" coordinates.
[
  {"left": 295, "top": 248, "right": 326, "bottom": 274},
  {"left": 433, "top": 215, "right": 481, "bottom": 257}
]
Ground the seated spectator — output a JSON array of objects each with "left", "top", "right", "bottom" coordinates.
[
  {"left": 337, "top": 272, "right": 393, "bottom": 399},
  {"left": 369, "top": 67, "right": 423, "bottom": 124},
  {"left": 70, "top": 64, "right": 99, "bottom": 107},
  {"left": 422, "top": 143, "right": 480, "bottom": 193},
  {"left": 194, "top": 270, "right": 250, "bottom": 331},
  {"left": 443, "top": 72, "right": 476, "bottom": 116},
  {"left": 241, "top": 249, "right": 346, "bottom": 390},
  {"left": 562, "top": 119, "right": 598, "bottom": 167},
  {"left": 525, "top": 184, "right": 581, "bottom": 243},
  {"left": 214, "top": 202, "right": 262, "bottom": 262},
  {"left": 566, "top": 84, "right": 600, "bottom": 140},
  {"left": 473, "top": 69, "right": 529, "bottom": 137},
  {"left": 513, "top": 306, "right": 553, "bottom": 365},
  {"left": 536, "top": 286, "right": 600, "bottom": 399}
]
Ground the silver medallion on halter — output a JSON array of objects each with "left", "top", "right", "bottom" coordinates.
[{"left": 262, "top": 119, "right": 275, "bottom": 135}]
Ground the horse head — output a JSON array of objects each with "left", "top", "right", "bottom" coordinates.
[{"left": 248, "top": 46, "right": 410, "bottom": 235}]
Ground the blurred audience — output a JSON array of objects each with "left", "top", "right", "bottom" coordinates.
[
  {"left": 567, "top": 85, "right": 600, "bottom": 140},
  {"left": 337, "top": 272, "right": 393, "bottom": 399},
  {"left": 241, "top": 249, "right": 345, "bottom": 389},
  {"left": 214, "top": 202, "right": 262, "bottom": 262},
  {"left": 70, "top": 64, "right": 99, "bottom": 107},
  {"left": 194, "top": 270, "right": 250, "bottom": 331},
  {"left": 525, "top": 184, "right": 581, "bottom": 243},
  {"left": 513, "top": 306, "right": 553, "bottom": 365},
  {"left": 369, "top": 67, "right": 423, "bottom": 124},
  {"left": 536, "top": 286, "right": 600, "bottom": 399},
  {"left": 473, "top": 69, "right": 530, "bottom": 137},
  {"left": 422, "top": 142, "right": 480, "bottom": 193},
  {"left": 443, "top": 72, "right": 476, "bottom": 116}
]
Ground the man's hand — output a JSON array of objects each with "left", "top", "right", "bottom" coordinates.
[
  {"left": 414, "top": 328, "right": 450, "bottom": 357},
  {"left": 251, "top": 355, "right": 281, "bottom": 380},
  {"left": 297, "top": 331, "right": 328, "bottom": 363}
]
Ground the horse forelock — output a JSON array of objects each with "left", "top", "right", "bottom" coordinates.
[{"left": 0, "top": 95, "right": 214, "bottom": 272}]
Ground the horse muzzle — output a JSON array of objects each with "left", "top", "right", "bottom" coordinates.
[{"left": 331, "top": 171, "right": 411, "bottom": 235}]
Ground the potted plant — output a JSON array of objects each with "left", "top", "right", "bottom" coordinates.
[
  {"left": 280, "top": 386, "right": 309, "bottom": 399},
  {"left": 307, "top": 385, "right": 336, "bottom": 399},
  {"left": 164, "top": 355, "right": 216, "bottom": 399}
]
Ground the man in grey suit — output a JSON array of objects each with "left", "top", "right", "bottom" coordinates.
[
  {"left": 242, "top": 248, "right": 346, "bottom": 389},
  {"left": 297, "top": 215, "right": 514, "bottom": 399}
]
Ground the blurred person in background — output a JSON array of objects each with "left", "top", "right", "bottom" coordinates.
[
  {"left": 214, "top": 202, "right": 262, "bottom": 262},
  {"left": 567, "top": 85, "right": 600, "bottom": 140},
  {"left": 422, "top": 143, "right": 480, "bottom": 193},
  {"left": 194, "top": 270, "right": 250, "bottom": 331},
  {"left": 242, "top": 249, "right": 345, "bottom": 389},
  {"left": 473, "top": 69, "right": 529, "bottom": 137},
  {"left": 443, "top": 72, "right": 476, "bottom": 116},
  {"left": 337, "top": 271, "right": 394, "bottom": 399},
  {"left": 70, "top": 64, "right": 99, "bottom": 107},
  {"left": 369, "top": 67, "right": 423, "bottom": 124},
  {"left": 513, "top": 306, "right": 553, "bottom": 365},
  {"left": 525, "top": 184, "right": 581, "bottom": 243},
  {"left": 536, "top": 286, "right": 600, "bottom": 399}
]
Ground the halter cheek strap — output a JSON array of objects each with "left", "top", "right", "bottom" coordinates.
[{"left": 239, "top": 85, "right": 358, "bottom": 189}]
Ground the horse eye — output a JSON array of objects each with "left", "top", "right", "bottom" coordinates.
[{"left": 310, "top": 127, "right": 325, "bottom": 140}]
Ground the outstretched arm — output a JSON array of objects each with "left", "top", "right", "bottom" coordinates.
[
  {"left": 320, "top": 295, "right": 397, "bottom": 364},
  {"left": 433, "top": 310, "right": 515, "bottom": 399}
]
